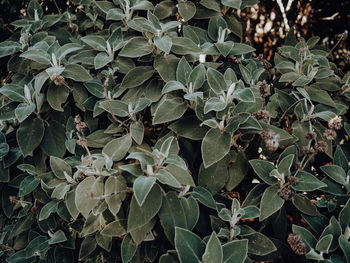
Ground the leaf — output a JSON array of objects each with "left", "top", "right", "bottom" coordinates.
[
  {"left": 121, "top": 234, "right": 137, "bottom": 263},
  {"left": 127, "top": 184, "right": 163, "bottom": 231},
  {"left": 175, "top": 227, "right": 206, "bottom": 263},
  {"left": 119, "top": 37, "right": 153, "bottom": 57},
  {"left": 84, "top": 78, "right": 105, "bottom": 98},
  {"left": 18, "top": 175, "right": 39, "bottom": 197},
  {"left": 315, "top": 234, "right": 332, "bottom": 253},
  {"left": 49, "top": 230, "right": 67, "bottom": 245},
  {"left": 320, "top": 165, "right": 347, "bottom": 185},
  {"left": 191, "top": 186, "right": 216, "bottom": 209},
  {"left": 155, "top": 35, "right": 172, "bottom": 54},
  {"left": 20, "top": 49, "right": 51, "bottom": 65},
  {"left": 50, "top": 156, "right": 72, "bottom": 179},
  {"left": 63, "top": 64, "right": 92, "bottom": 82},
  {"left": 188, "top": 64, "right": 206, "bottom": 90},
  {"left": 133, "top": 177, "right": 157, "bottom": 206},
  {"left": 203, "top": 232, "right": 223, "bottom": 263},
  {"left": 222, "top": 239, "right": 248, "bottom": 263},
  {"left": 101, "top": 219, "right": 127, "bottom": 237},
  {"left": 171, "top": 37, "right": 202, "bottom": 55},
  {"left": 94, "top": 52, "right": 113, "bottom": 69},
  {"left": 153, "top": 96, "right": 187, "bottom": 124},
  {"left": 121, "top": 66, "right": 154, "bottom": 88},
  {"left": 249, "top": 159, "right": 278, "bottom": 185},
  {"left": 339, "top": 235, "right": 350, "bottom": 263},
  {"left": 0, "top": 84, "right": 24, "bottom": 102},
  {"left": 130, "top": 121, "right": 144, "bottom": 145},
  {"left": 201, "top": 128, "right": 231, "bottom": 168},
  {"left": 242, "top": 232, "right": 277, "bottom": 256},
  {"left": 39, "top": 200, "right": 58, "bottom": 221},
  {"left": 105, "top": 176, "right": 127, "bottom": 215},
  {"left": 0, "top": 41, "right": 21, "bottom": 58},
  {"left": 169, "top": 116, "right": 209, "bottom": 140},
  {"left": 75, "top": 176, "right": 104, "bottom": 218},
  {"left": 292, "top": 194, "right": 319, "bottom": 216},
  {"left": 198, "top": 160, "right": 228, "bottom": 194},
  {"left": 162, "top": 81, "right": 187, "bottom": 94},
  {"left": 176, "top": 57, "right": 192, "bottom": 85},
  {"left": 16, "top": 117, "right": 44, "bottom": 157},
  {"left": 47, "top": 84, "right": 69, "bottom": 111},
  {"left": 41, "top": 121, "right": 66, "bottom": 158},
  {"left": 207, "top": 68, "right": 227, "bottom": 94},
  {"left": 292, "top": 171, "right": 327, "bottom": 191},
  {"left": 81, "top": 35, "right": 107, "bottom": 51},
  {"left": 154, "top": 55, "right": 180, "bottom": 82},
  {"left": 159, "top": 191, "right": 187, "bottom": 243},
  {"left": 229, "top": 43, "right": 255, "bottom": 56},
  {"left": 15, "top": 103, "right": 35, "bottom": 122},
  {"left": 178, "top": 1, "right": 196, "bottom": 22},
  {"left": 259, "top": 185, "right": 285, "bottom": 221},
  {"left": 102, "top": 134, "right": 132, "bottom": 161},
  {"left": 222, "top": 0, "right": 242, "bottom": 9}
]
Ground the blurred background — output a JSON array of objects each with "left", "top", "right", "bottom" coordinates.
[{"left": 1, "top": 0, "right": 349, "bottom": 63}]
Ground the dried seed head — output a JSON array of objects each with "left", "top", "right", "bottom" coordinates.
[
  {"left": 315, "top": 141, "right": 328, "bottom": 153},
  {"left": 343, "top": 53, "right": 350, "bottom": 64},
  {"left": 279, "top": 187, "right": 293, "bottom": 201},
  {"left": 253, "top": 109, "right": 270, "bottom": 120},
  {"left": 323, "top": 129, "right": 337, "bottom": 140},
  {"left": 74, "top": 114, "right": 81, "bottom": 124},
  {"left": 328, "top": 116, "right": 342, "bottom": 130},
  {"left": 9, "top": 196, "right": 17, "bottom": 203},
  {"left": 76, "top": 122, "right": 87, "bottom": 132},
  {"left": 287, "top": 176, "right": 299, "bottom": 185},
  {"left": 257, "top": 80, "right": 270, "bottom": 98},
  {"left": 299, "top": 48, "right": 306, "bottom": 56},
  {"left": 77, "top": 136, "right": 87, "bottom": 147},
  {"left": 287, "top": 234, "right": 307, "bottom": 255},
  {"left": 261, "top": 129, "right": 280, "bottom": 151},
  {"left": 50, "top": 75, "right": 65, "bottom": 86},
  {"left": 305, "top": 131, "right": 317, "bottom": 140},
  {"left": 302, "top": 145, "right": 315, "bottom": 155}
]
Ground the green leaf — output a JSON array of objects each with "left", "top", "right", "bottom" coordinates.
[
  {"left": 292, "top": 171, "right": 327, "bottom": 191},
  {"left": 49, "top": 230, "right": 67, "bottom": 245},
  {"left": 222, "top": 239, "right": 248, "bottom": 263},
  {"left": 191, "top": 186, "right": 216, "bottom": 209},
  {"left": 84, "top": 78, "right": 105, "bottom": 98},
  {"left": 105, "top": 176, "right": 127, "bottom": 215},
  {"left": 121, "top": 66, "right": 154, "bottom": 88},
  {"left": 178, "top": 1, "right": 196, "bottom": 22},
  {"left": 47, "top": 84, "right": 69, "bottom": 112},
  {"left": 39, "top": 200, "right": 58, "bottom": 221},
  {"left": 133, "top": 177, "right": 157, "bottom": 206},
  {"left": 121, "top": 234, "right": 137, "bottom": 263},
  {"left": 130, "top": 121, "right": 144, "bottom": 145},
  {"left": 321, "top": 165, "right": 347, "bottom": 185},
  {"left": 119, "top": 37, "right": 153, "bottom": 57},
  {"left": 339, "top": 235, "right": 350, "bottom": 263},
  {"left": 175, "top": 227, "right": 206, "bottom": 263},
  {"left": 0, "top": 84, "right": 25, "bottom": 102},
  {"left": 249, "top": 159, "right": 278, "bottom": 185},
  {"left": 15, "top": 103, "right": 35, "bottom": 122},
  {"left": 154, "top": 55, "right": 180, "bottom": 82},
  {"left": 81, "top": 35, "right": 107, "bottom": 51},
  {"left": 229, "top": 43, "right": 255, "bottom": 56},
  {"left": 101, "top": 219, "right": 127, "bottom": 237},
  {"left": 176, "top": 57, "right": 192, "bottom": 85},
  {"left": 16, "top": 117, "right": 45, "bottom": 157},
  {"left": 226, "top": 151, "right": 248, "bottom": 191},
  {"left": 315, "top": 234, "right": 332, "bottom": 253},
  {"left": 207, "top": 68, "right": 227, "bottom": 94},
  {"left": 75, "top": 176, "right": 104, "bottom": 218},
  {"left": 292, "top": 194, "right": 319, "bottom": 216},
  {"left": 199, "top": 159, "right": 228, "bottom": 194},
  {"left": 155, "top": 35, "right": 172, "bottom": 54},
  {"left": 94, "top": 52, "right": 113, "bottom": 69},
  {"left": 203, "top": 232, "right": 223, "bottom": 263},
  {"left": 153, "top": 96, "right": 187, "bottom": 124},
  {"left": 20, "top": 49, "right": 51, "bottom": 65},
  {"left": 171, "top": 37, "right": 202, "bottom": 55},
  {"left": 201, "top": 128, "right": 231, "bottom": 168},
  {"left": 319, "top": 216, "right": 342, "bottom": 252},
  {"left": 222, "top": 0, "right": 242, "bottom": 9},
  {"left": 63, "top": 64, "right": 92, "bottom": 82},
  {"left": 50, "top": 156, "right": 72, "bottom": 179},
  {"left": 242, "top": 231, "right": 277, "bottom": 256},
  {"left": 18, "top": 175, "right": 40, "bottom": 197},
  {"left": 102, "top": 134, "right": 132, "bottom": 161},
  {"left": 127, "top": 184, "right": 163, "bottom": 231},
  {"left": 41, "top": 121, "right": 66, "bottom": 158},
  {"left": 159, "top": 191, "right": 187, "bottom": 243},
  {"left": 188, "top": 64, "right": 206, "bottom": 90},
  {"left": 162, "top": 81, "right": 187, "bottom": 94},
  {"left": 259, "top": 185, "right": 285, "bottom": 221},
  {"left": 304, "top": 86, "right": 336, "bottom": 107},
  {"left": 169, "top": 116, "right": 209, "bottom": 140},
  {"left": 0, "top": 41, "right": 21, "bottom": 58}
]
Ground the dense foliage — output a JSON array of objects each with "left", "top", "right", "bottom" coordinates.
[{"left": 1, "top": 0, "right": 350, "bottom": 262}]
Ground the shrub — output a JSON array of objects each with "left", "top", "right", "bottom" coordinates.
[{"left": 0, "top": 0, "right": 350, "bottom": 262}]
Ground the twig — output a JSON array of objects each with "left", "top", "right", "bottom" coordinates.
[
  {"left": 52, "top": 0, "right": 61, "bottom": 14},
  {"left": 278, "top": 99, "right": 304, "bottom": 123}
]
